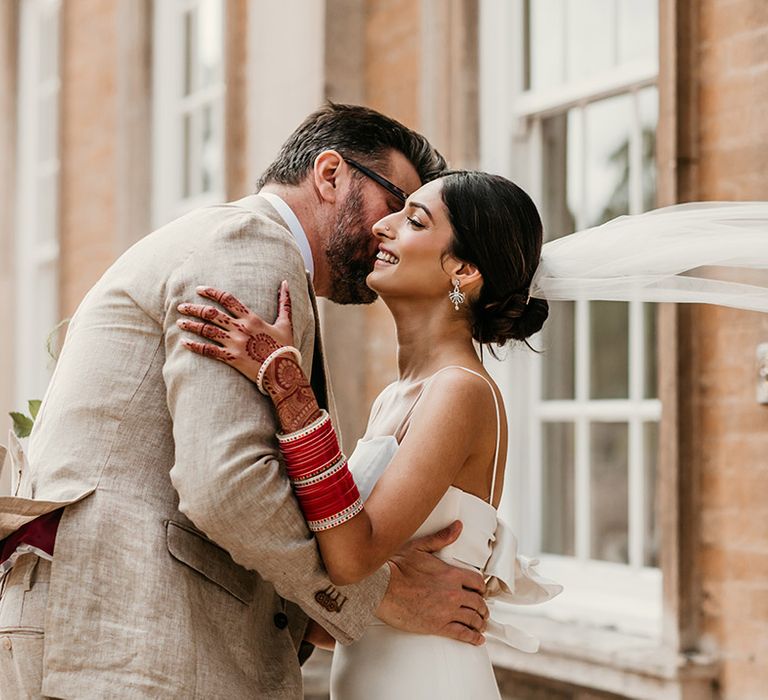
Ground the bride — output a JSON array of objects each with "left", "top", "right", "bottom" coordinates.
[{"left": 177, "top": 170, "right": 563, "bottom": 699}]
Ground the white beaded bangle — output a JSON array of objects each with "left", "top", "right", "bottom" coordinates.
[
  {"left": 307, "top": 498, "right": 364, "bottom": 532},
  {"left": 256, "top": 345, "right": 302, "bottom": 395},
  {"left": 277, "top": 410, "right": 330, "bottom": 444}
]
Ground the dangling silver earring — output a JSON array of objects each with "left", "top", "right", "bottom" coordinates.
[{"left": 449, "top": 279, "right": 465, "bottom": 311}]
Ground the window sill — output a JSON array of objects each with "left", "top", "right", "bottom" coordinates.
[{"left": 488, "top": 613, "right": 718, "bottom": 700}]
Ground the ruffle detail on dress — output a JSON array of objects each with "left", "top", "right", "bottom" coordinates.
[{"left": 483, "top": 517, "right": 564, "bottom": 653}]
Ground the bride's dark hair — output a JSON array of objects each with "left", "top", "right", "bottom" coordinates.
[{"left": 440, "top": 171, "right": 548, "bottom": 346}]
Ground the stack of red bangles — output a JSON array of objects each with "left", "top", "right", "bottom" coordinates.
[{"left": 278, "top": 410, "right": 363, "bottom": 532}]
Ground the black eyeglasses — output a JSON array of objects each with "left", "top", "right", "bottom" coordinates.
[{"left": 343, "top": 157, "right": 408, "bottom": 205}]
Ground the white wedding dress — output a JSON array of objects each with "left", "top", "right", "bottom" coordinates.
[{"left": 329, "top": 367, "right": 563, "bottom": 700}]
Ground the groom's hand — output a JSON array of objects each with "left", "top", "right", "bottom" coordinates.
[{"left": 375, "top": 521, "right": 488, "bottom": 646}]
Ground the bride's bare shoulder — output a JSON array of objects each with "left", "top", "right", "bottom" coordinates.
[{"left": 418, "top": 366, "right": 501, "bottom": 424}]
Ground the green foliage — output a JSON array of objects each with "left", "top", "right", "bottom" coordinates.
[
  {"left": 10, "top": 399, "right": 42, "bottom": 437},
  {"left": 28, "top": 400, "right": 41, "bottom": 420},
  {"left": 10, "top": 411, "right": 34, "bottom": 438}
]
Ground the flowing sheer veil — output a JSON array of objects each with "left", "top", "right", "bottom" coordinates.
[{"left": 530, "top": 202, "right": 768, "bottom": 312}]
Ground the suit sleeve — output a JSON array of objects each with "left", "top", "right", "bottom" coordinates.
[{"left": 162, "top": 215, "right": 389, "bottom": 643}]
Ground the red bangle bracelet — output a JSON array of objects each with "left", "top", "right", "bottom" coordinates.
[{"left": 277, "top": 409, "right": 363, "bottom": 532}]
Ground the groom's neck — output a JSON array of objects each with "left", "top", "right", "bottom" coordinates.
[{"left": 258, "top": 182, "right": 332, "bottom": 297}]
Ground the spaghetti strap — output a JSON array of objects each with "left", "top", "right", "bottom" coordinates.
[
  {"left": 394, "top": 365, "right": 502, "bottom": 503},
  {"left": 392, "top": 384, "right": 429, "bottom": 440}
]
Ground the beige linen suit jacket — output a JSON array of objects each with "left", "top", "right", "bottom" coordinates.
[{"left": 0, "top": 196, "right": 389, "bottom": 699}]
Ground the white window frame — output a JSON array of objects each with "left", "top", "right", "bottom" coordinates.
[
  {"left": 15, "top": 0, "right": 62, "bottom": 408},
  {"left": 152, "top": 0, "right": 226, "bottom": 227},
  {"left": 480, "top": 0, "right": 662, "bottom": 639}
]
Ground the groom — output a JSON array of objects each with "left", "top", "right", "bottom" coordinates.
[{"left": 0, "top": 104, "right": 489, "bottom": 698}]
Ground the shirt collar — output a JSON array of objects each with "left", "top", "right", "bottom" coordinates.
[{"left": 259, "top": 192, "right": 314, "bottom": 281}]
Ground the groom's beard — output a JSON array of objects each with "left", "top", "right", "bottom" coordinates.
[{"left": 325, "top": 181, "right": 379, "bottom": 305}]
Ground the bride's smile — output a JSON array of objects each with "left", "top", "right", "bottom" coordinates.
[{"left": 366, "top": 179, "right": 474, "bottom": 312}]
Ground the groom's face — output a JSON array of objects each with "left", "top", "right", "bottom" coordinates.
[{"left": 325, "top": 151, "right": 422, "bottom": 305}]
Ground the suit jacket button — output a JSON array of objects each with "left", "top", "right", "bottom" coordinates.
[{"left": 273, "top": 612, "right": 289, "bottom": 629}]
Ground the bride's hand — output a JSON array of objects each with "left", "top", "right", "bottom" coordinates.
[{"left": 176, "top": 281, "right": 295, "bottom": 384}]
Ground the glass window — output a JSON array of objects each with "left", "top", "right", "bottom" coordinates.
[
  {"left": 584, "top": 94, "right": 632, "bottom": 227},
  {"left": 542, "top": 301, "right": 576, "bottom": 400},
  {"left": 590, "top": 422, "right": 629, "bottom": 563},
  {"left": 481, "top": 0, "right": 661, "bottom": 639},
  {"left": 541, "top": 422, "right": 576, "bottom": 556},
  {"left": 526, "top": 0, "right": 658, "bottom": 92},
  {"left": 566, "top": 0, "right": 615, "bottom": 84},
  {"left": 618, "top": 0, "right": 659, "bottom": 65},
  {"left": 528, "top": 0, "right": 566, "bottom": 90},
  {"left": 153, "top": 0, "right": 225, "bottom": 226}
]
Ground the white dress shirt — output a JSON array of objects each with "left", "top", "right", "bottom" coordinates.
[{"left": 259, "top": 192, "right": 314, "bottom": 282}]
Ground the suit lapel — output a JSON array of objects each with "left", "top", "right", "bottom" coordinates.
[{"left": 305, "top": 274, "right": 340, "bottom": 443}]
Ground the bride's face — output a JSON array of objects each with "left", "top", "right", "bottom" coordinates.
[{"left": 367, "top": 178, "right": 457, "bottom": 302}]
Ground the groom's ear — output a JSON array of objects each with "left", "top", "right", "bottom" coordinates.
[{"left": 313, "top": 150, "right": 345, "bottom": 204}]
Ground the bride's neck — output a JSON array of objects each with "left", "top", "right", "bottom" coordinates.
[{"left": 386, "top": 298, "right": 478, "bottom": 382}]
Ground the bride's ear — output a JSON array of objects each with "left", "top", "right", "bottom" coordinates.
[{"left": 449, "top": 261, "right": 483, "bottom": 292}]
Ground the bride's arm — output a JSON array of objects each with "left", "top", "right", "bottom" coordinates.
[
  {"left": 177, "top": 285, "right": 492, "bottom": 585},
  {"left": 306, "top": 369, "right": 489, "bottom": 584}
]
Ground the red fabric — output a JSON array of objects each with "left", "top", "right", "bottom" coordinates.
[{"left": 0, "top": 508, "right": 63, "bottom": 565}]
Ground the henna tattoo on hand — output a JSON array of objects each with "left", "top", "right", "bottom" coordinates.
[
  {"left": 179, "top": 302, "right": 241, "bottom": 330},
  {"left": 273, "top": 356, "right": 304, "bottom": 391},
  {"left": 219, "top": 292, "right": 250, "bottom": 317},
  {"left": 182, "top": 340, "right": 237, "bottom": 362},
  {"left": 272, "top": 384, "right": 322, "bottom": 433},
  {"left": 261, "top": 359, "right": 320, "bottom": 432},
  {"left": 245, "top": 333, "right": 281, "bottom": 362},
  {"left": 202, "top": 324, "right": 229, "bottom": 341},
  {"left": 178, "top": 319, "right": 231, "bottom": 342},
  {"left": 198, "top": 287, "right": 250, "bottom": 317}
]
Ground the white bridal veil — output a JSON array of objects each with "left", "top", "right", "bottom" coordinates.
[{"left": 530, "top": 202, "right": 768, "bottom": 312}]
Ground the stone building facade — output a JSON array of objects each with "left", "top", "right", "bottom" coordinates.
[{"left": 0, "top": 1, "right": 766, "bottom": 698}]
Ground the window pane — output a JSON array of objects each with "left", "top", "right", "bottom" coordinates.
[
  {"left": 590, "top": 422, "right": 628, "bottom": 563},
  {"left": 183, "top": 9, "right": 195, "bottom": 96},
  {"left": 198, "top": 0, "right": 223, "bottom": 89},
  {"left": 201, "top": 103, "right": 216, "bottom": 194},
  {"left": 639, "top": 86, "right": 658, "bottom": 212},
  {"left": 543, "top": 301, "right": 575, "bottom": 400},
  {"left": 541, "top": 422, "right": 575, "bottom": 556},
  {"left": 566, "top": 108, "right": 583, "bottom": 228},
  {"left": 644, "top": 303, "right": 658, "bottom": 398},
  {"left": 527, "top": 1, "right": 657, "bottom": 93},
  {"left": 585, "top": 94, "right": 632, "bottom": 227},
  {"left": 618, "top": 0, "right": 658, "bottom": 65},
  {"left": 540, "top": 115, "right": 576, "bottom": 400},
  {"left": 566, "top": 0, "right": 615, "bottom": 83},
  {"left": 590, "top": 301, "right": 629, "bottom": 398},
  {"left": 643, "top": 422, "right": 659, "bottom": 567},
  {"left": 542, "top": 113, "right": 578, "bottom": 237},
  {"left": 182, "top": 113, "right": 193, "bottom": 198},
  {"left": 528, "top": 0, "right": 565, "bottom": 91}
]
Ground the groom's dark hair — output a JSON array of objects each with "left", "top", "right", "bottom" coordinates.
[{"left": 256, "top": 102, "right": 446, "bottom": 189}]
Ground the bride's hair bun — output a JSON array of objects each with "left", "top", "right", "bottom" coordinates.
[
  {"left": 440, "top": 171, "right": 547, "bottom": 346},
  {"left": 477, "top": 293, "right": 549, "bottom": 345}
]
